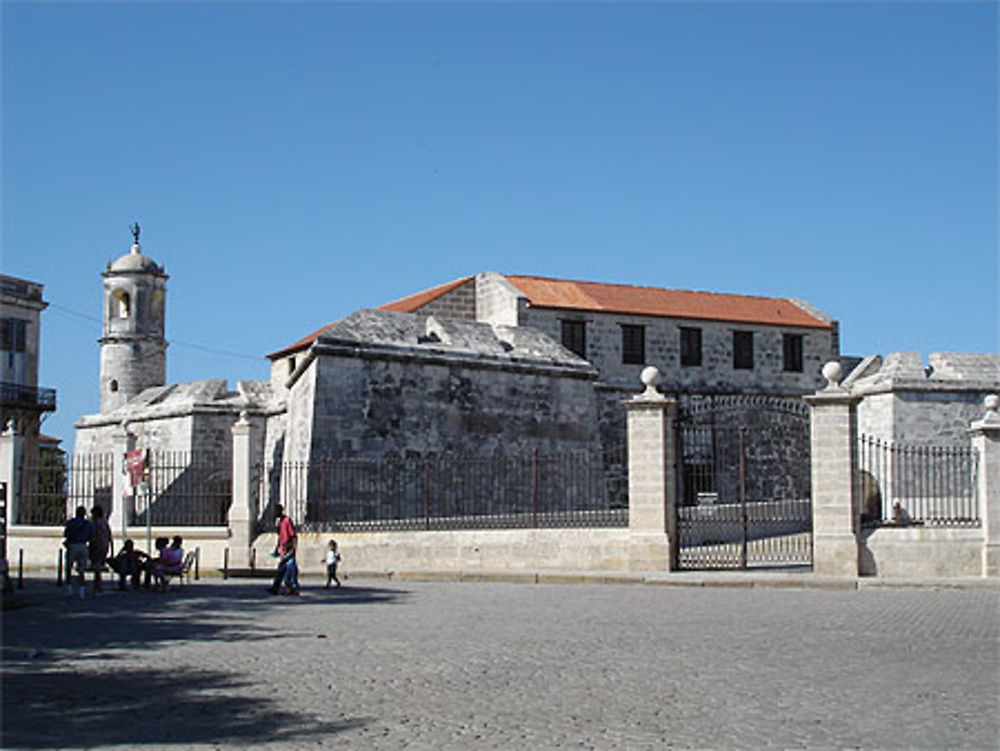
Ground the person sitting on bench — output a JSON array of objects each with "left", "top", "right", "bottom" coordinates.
[
  {"left": 153, "top": 536, "right": 185, "bottom": 590},
  {"left": 108, "top": 539, "right": 148, "bottom": 590}
]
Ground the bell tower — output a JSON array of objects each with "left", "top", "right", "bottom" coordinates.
[{"left": 99, "top": 223, "right": 169, "bottom": 412}]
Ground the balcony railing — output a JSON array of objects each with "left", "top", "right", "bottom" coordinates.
[{"left": 0, "top": 382, "right": 56, "bottom": 411}]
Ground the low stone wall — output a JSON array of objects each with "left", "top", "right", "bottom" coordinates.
[
  {"left": 7, "top": 525, "right": 231, "bottom": 573},
  {"left": 859, "top": 526, "right": 983, "bottom": 578},
  {"left": 252, "top": 527, "right": 633, "bottom": 574}
]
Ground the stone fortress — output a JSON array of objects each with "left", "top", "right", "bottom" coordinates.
[
  {"left": 0, "top": 227, "right": 991, "bottom": 581},
  {"left": 74, "top": 233, "right": 862, "bottom": 466}
]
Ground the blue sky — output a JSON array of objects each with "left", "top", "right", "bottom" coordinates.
[{"left": 2, "top": 1, "right": 997, "bottom": 445}]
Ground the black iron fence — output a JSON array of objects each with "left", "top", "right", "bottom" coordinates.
[
  {"left": 17, "top": 453, "right": 114, "bottom": 525},
  {"left": 129, "top": 450, "right": 232, "bottom": 527},
  {"left": 17, "top": 450, "right": 231, "bottom": 527},
  {"left": 857, "top": 436, "right": 979, "bottom": 527},
  {"left": 257, "top": 446, "right": 628, "bottom": 533}
]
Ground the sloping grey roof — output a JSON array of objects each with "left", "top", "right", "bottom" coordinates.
[
  {"left": 846, "top": 352, "right": 1000, "bottom": 393},
  {"left": 313, "top": 309, "right": 594, "bottom": 373},
  {"left": 75, "top": 379, "right": 276, "bottom": 427}
]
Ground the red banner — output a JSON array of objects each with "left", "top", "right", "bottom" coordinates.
[{"left": 124, "top": 449, "right": 145, "bottom": 495}]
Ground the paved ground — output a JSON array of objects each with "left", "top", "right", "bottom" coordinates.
[{"left": 2, "top": 574, "right": 998, "bottom": 750}]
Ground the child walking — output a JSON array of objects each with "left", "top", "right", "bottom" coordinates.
[
  {"left": 324, "top": 539, "right": 342, "bottom": 588},
  {"left": 281, "top": 536, "right": 300, "bottom": 596}
]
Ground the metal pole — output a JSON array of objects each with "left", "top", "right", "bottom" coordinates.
[
  {"left": 57, "top": 547, "right": 63, "bottom": 586},
  {"left": 739, "top": 429, "right": 748, "bottom": 570},
  {"left": 424, "top": 460, "right": 431, "bottom": 531},
  {"left": 223, "top": 547, "right": 229, "bottom": 580},
  {"left": 195, "top": 546, "right": 200, "bottom": 581},
  {"left": 17, "top": 548, "right": 23, "bottom": 589},
  {"left": 145, "top": 486, "right": 152, "bottom": 561},
  {"left": 532, "top": 449, "right": 539, "bottom": 528}
]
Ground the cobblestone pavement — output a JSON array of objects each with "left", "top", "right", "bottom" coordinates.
[{"left": 3, "top": 575, "right": 998, "bottom": 750}]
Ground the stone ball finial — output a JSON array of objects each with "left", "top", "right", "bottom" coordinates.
[
  {"left": 985, "top": 394, "right": 999, "bottom": 414},
  {"left": 821, "top": 360, "right": 843, "bottom": 390},
  {"left": 639, "top": 366, "right": 662, "bottom": 398}
]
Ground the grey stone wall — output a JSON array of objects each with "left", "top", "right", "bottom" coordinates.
[{"left": 518, "top": 308, "right": 834, "bottom": 394}]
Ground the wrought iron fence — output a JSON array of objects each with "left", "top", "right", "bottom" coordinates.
[
  {"left": 257, "top": 445, "right": 628, "bottom": 533},
  {"left": 17, "top": 453, "right": 114, "bottom": 525},
  {"left": 128, "top": 450, "right": 232, "bottom": 527},
  {"left": 857, "top": 436, "right": 979, "bottom": 527}
]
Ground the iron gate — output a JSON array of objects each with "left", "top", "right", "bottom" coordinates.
[{"left": 676, "top": 395, "right": 812, "bottom": 570}]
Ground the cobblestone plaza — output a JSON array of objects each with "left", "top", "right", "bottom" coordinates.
[{"left": 3, "top": 576, "right": 998, "bottom": 749}]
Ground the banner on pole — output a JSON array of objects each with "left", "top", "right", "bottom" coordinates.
[{"left": 123, "top": 449, "right": 147, "bottom": 496}]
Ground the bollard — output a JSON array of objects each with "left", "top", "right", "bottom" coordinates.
[
  {"left": 195, "top": 546, "right": 200, "bottom": 581},
  {"left": 17, "top": 549, "right": 23, "bottom": 589},
  {"left": 223, "top": 548, "right": 229, "bottom": 580},
  {"left": 57, "top": 548, "right": 63, "bottom": 586},
  {"left": 250, "top": 547, "right": 256, "bottom": 573}
]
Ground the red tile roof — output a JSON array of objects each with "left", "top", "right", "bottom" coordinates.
[
  {"left": 267, "top": 321, "right": 340, "bottom": 360},
  {"left": 269, "top": 273, "right": 832, "bottom": 360},
  {"left": 504, "top": 275, "right": 833, "bottom": 329},
  {"left": 378, "top": 276, "right": 474, "bottom": 313}
]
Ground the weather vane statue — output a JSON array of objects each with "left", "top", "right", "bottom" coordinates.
[{"left": 130, "top": 221, "right": 141, "bottom": 245}]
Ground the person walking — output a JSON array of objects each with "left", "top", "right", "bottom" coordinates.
[
  {"left": 63, "top": 506, "right": 94, "bottom": 599},
  {"left": 88, "top": 505, "right": 112, "bottom": 593},
  {"left": 267, "top": 504, "right": 296, "bottom": 595},
  {"left": 324, "top": 539, "right": 342, "bottom": 588}
]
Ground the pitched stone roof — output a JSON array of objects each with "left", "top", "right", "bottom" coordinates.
[
  {"left": 845, "top": 352, "right": 1000, "bottom": 393},
  {"left": 311, "top": 309, "right": 593, "bottom": 373}
]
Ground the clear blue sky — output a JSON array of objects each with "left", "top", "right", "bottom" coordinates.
[{"left": 2, "top": 1, "right": 997, "bottom": 446}]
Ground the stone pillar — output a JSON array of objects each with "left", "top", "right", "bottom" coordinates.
[
  {"left": 229, "top": 411, "right": 255, "bottom": 567},
  {"left": 0, "top": 422, "right": 23, "bottom": 527},
  {"left": 625, "top": 367, "right": 677, "bottom": 572},
  {"left": 804, "top": 362, "right": 862, "bottom": 576},
  {"left": 969, "top": 395, "right": 1000, "bottom": 577},
  {"left": 109, "top": 423, "right": 136, "bottom": 540}
]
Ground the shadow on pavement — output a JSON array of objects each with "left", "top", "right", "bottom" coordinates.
[
  {"left": 2, "top": 664, "right": 368, "bottom": 748},
  {"left": 1, "top": 579, "right": 407, "bottom": 747},
  {"left": 1, "top": 578, "right": 410, "bottom": 655}
]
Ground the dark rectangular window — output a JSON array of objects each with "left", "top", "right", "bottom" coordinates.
[
  {"left": 733, "top": 330, "right": 754, "bottom": 370},
  {"left": 0, "top": 318, "right": 27, "bottom": 352},
  {"left": 783, "top": 333, "right": 804, "bottom": 372},
  {"left": 561, "top": 320, "right": 587, "bottom": 360},
  {"left": 621, "top": 324, "right": 645, "bottom": 365},
  {"left": 680, "top": 327, "right": 702, "bottom": 367}
]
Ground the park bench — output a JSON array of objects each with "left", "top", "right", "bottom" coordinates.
[{"left": 159, "top": 551, "right": 198, "bottom": 590}]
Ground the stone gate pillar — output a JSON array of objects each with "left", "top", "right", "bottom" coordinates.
[
  {"left": 109, "top": 423, "right": 136, "bottom": 540},
  {"left": 969, "top": 395, "right": 1000, "bottom": 577},
  {"left": 0, "top": 422, "right": 23, "bottom": 527},
  {"left": 229, "top": 411, "right": 255, "bottom": 567},
  {"left": 625, "top": 367, "right": 677, "bottom": 572},
  {"left": 804, "top": 362, "right": 861, "bottom": 576}
]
